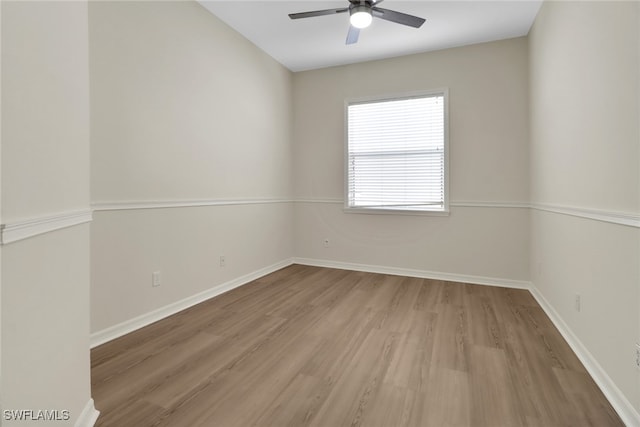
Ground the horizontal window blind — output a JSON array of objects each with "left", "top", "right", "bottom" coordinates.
[{"left": 347, "top": 93, "right": 446, "bottom": 212}]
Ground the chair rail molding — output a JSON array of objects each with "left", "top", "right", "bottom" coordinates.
[
  {"left": 91, "top": 198, "right": 293, "bottom": 211},
  {"left": 1, "top": 209, "right": 93, "bottom": 245},
  {"left": 530, "top": 202, "right": 640, "bottom": 228},
  {"left": 294, "top": 198, "right": 640, "bottom": 228}
]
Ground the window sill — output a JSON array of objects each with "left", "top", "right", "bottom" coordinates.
[{"left": 343, "top": 207, "right": 451, "bottom": 217}]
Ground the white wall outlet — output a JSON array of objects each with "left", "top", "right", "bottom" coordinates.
[
  {"left": 635, "top": 343, "right": 640, "bottom": 370},
  {"left": 323, "top": 238, "right": 330, "bottom": 248},
  {"left": 219, "top": 255, "right": 226, "bottom": 267},
  {"left": 152, "top": 271, "right": 161, "bottom": 287},
  {"left": 574, "top": 294, "right": 581, "bottom": 312}
]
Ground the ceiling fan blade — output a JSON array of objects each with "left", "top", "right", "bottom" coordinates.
[
  {"left": 289, "top": 8, "right": 348, "bottom": 20},
  {"left": 346, "top": 25, "right": 360, "bottom": 45},
  {"left": 372, "top": 7, "right": 425, "bottom": 28}
]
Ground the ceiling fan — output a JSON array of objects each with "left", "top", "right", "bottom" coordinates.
[{"left": 288, "top": 0, "right": 426, "bottom": 45}]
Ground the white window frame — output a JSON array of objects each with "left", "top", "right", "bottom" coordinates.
[{"left": 344, "top": 89, "right": 450, "bottom": 215}]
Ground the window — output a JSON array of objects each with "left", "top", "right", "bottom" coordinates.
[{"left": 345, "top": 90, "right": 448, "bottom": 213}]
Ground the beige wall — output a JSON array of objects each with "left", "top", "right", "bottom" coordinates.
[
  {"left": 3, "top": 227, "right": 91, "bottom": 425},
  {"left": 530, "top": 2, "right": 638, "bottom": 213},
  {"left": 91, "top": 204, "right": 293, "bottom": 332},
  {"left": 1, "top": 1, "right": 93, "bottom": 425},
  {"left": 89, "top": 1, "right": 294, "bottom": 333},
  {"left": 293, "top": 38, "right": 530, "bottom": 283},
  {"left": 2, "top": 2, "right": 90, "bottom": 223},
  {"left": 529, "top": 0, "right": 640, "bottom": 414},
  {"left": 90, "top": 1, "right": 292, "bottom": 202}
]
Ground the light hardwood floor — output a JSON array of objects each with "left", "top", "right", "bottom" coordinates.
[{"left": 91, "top": 265, "right": 623, "bottom": 426}]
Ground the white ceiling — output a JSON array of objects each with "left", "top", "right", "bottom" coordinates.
[{"left": 199, "top": 1, "right": 543, "bottom": 72}]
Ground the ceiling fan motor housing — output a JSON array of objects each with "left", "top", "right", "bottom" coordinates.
[{"left": 349, "top": 2, "right": 373, "bottom": 29}]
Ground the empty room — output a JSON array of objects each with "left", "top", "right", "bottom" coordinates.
[{"left": 1, "top": 0, "right": 639, "bottom": 426}]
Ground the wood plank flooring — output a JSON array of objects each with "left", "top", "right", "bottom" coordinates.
[{"left": 91, "top": 265, "right": 623, "bottom": 427}]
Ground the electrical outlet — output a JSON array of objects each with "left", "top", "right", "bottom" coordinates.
[
  {"left": 574, "top": 294, "right": 581, "bottom": 312},
  {"left": 323, "top": 238, "right": 330, "bottom": 248},
  {"left": 219, "top": 255, "right": 226, "bottom": 267},
  {"left": 152, "top": 271, "right": 161, "bottom": 287},
  {"left": 635, "top": 343, "right": 640, "bottom": 370}
]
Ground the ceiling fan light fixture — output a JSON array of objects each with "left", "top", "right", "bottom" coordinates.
[{"left": 350, "top": 5, "right": 372, "bottom": 29}]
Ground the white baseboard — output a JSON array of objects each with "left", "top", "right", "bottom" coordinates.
[
  {"left": 74, "top": 399, "right": 99, "bottom": 427},
  {"left": 529, "top": 284, "right": 640, "bottom": 427},
  {"left": 90, "top": 259, "right": 294, "bottom": 348},
  {"left": 293, "top": 257, "right": 531, "bottom": 289}
]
